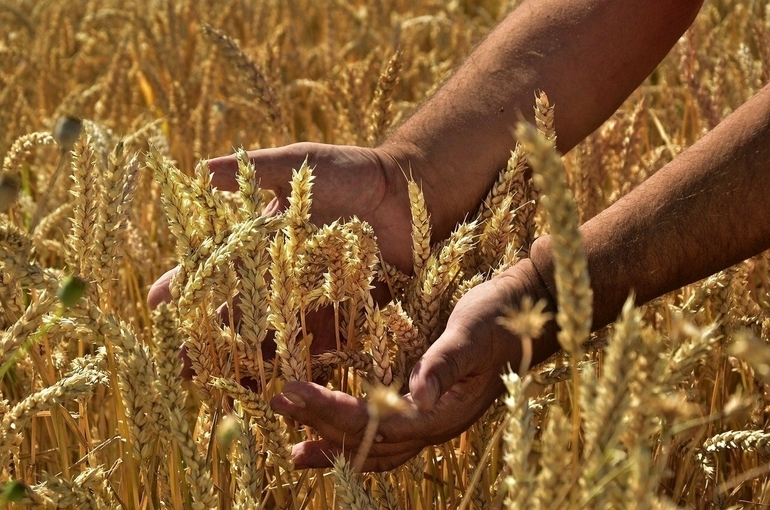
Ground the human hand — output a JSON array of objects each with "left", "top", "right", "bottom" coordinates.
[
  {"left": 270, "top": 258, "right": 560, "bottom": 472},
  {"left": 206, "top": 142, "right": 415, "bottom": 272},
  {"left": 147, "top": 265, "right": 341, "bottom": 379},
  {"left": 146, "top": 142, "right": 418, "bottom": 373}
]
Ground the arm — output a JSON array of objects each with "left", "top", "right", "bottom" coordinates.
[
  {"left": 531, "top": 82, "right": 770, "bottom": 336},
  {"left": 383, "top": 0, "right": 705, "bottom": 240},
  {"left": 418, "top": 83, "right": 770, "bottom": 409},
  {"left": 436, "top": 81, "right": 770, "bottom": 406},
  {"left": 204, "top": 0, "right": 704, "bottom": 273}
]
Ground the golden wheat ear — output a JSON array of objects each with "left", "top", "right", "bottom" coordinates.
[{"left": 516, "top": 121, "right": 592, "bottom": 356}]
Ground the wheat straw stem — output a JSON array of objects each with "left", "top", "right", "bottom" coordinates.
[{"left": 353, "top": 409, "right": 380, "bottom": 473}]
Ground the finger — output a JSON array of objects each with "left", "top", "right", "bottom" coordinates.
[
  {"left": 147, "top": 266, "right": 178, "bottom": 309},
  {"left": 271, "top": 381, "right": 369, "bottom": 446},
  {"left": 272, "top": 382, "right": 428, "bottom": 457},
  {"left": 263, "top": 196, "right": 283, "bottom": 217},
  {"left": 291, "top": 439, "right": 424, "bottom": 471},
  {"left": 204, "top": 155, "right": 239, "bottom": 192},
  {"left": 291, "top": 439, "right": 343, "bottom": 469},
  {"left": 271, "top": 382, "right": 423, "bottom": 451},
  {"left": 292, "top": 439, "right": 421, "bottom": 472},
  {"left": 408, "top": 321, "right": 491, "bottom": 412},
  {"left": 207, "top": 143, "right": 315, "bottom": 193}
]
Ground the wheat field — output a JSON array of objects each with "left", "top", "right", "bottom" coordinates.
[{"left": 1, "top": 0, "right": 770, "bottom": 508}]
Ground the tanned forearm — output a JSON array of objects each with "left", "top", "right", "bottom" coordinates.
[
  {"left": 531, "top": 83, "right": 770, "bottom": 337},
  {"left": 381, "top": 0, "right": 703, "bottom": 239}
]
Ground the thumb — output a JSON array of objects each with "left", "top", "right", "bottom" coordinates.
[{"left": 408, "top": 326, "right": 480, "bottom": 412}]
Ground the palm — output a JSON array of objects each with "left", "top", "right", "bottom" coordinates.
[{"left": 270, "top": 261, "right": 559, "bottom": 471}]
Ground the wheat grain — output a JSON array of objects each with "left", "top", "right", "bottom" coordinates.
[
  {"left": 408, "top": 179, "right": 432, "bottom": 276},
  {"left": 519, "top": 122, "right": 592, "bottom": 355}
]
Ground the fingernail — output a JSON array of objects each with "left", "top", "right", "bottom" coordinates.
[{"left": 283, "top": 391, "right": 306, "bottom": 408}]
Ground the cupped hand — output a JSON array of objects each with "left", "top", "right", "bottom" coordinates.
[
  {"left": 270, "top": 258, "right": 560, "bottom": 472},
  {"left": 147, "top": 142, "right": 418, "bottom": 376},
  {"left": 207, "top": 142, "right": 415, "bottom": 272},
  {"left": 147, "top": 265, "right": 340, "bottom": 380}
]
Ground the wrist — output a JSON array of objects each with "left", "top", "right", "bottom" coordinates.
[
  {"left": 498, "top": 252, "right": 562, "bottom": 367},
  {"left": 498, "top": 255, "right": 556, "bottom": 317},
  {"left": 376, "top": 137, "right": 479, "bottom": 243},
  {"left": 528, "top": 236, "right": 558, "bottom": 310}
]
